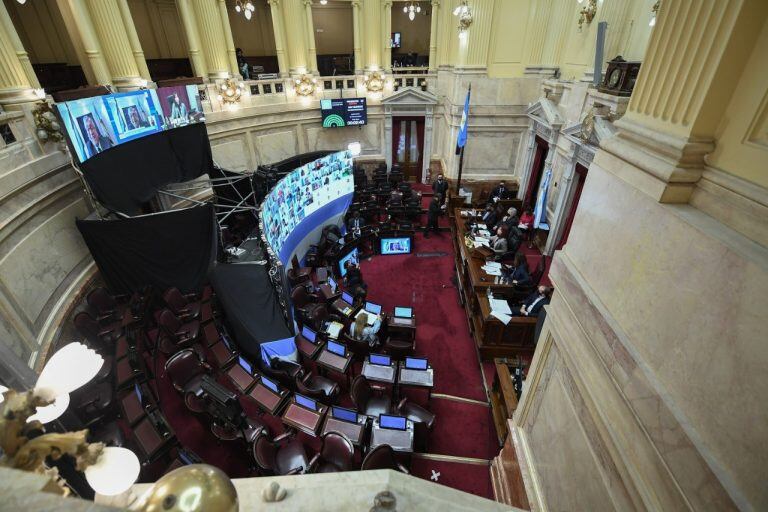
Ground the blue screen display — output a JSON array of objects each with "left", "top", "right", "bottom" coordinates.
[
  {"left": 338, "top": 248, "right": 359, "bottom": 277},
  {"left": 261, "top": 376, "right": 279, "bottom": 393},
  {"left": 332, "top": 406, "right": 358, "bottom": 423},
  {"left": 327, "top": 340, "right": 346, "bottom": 357},
  {"left": 405, "top": 357, "right": 428, "bottom": 370},
  {"left": 380, "top": 237, "right": 411, "bottom": 255},
  {"left": 394, "top": 306, "right": 413, "bottom": 318},
  {"left": 301, "top": 326, "right": 317, "bottom": 343},
  {"left": 341, "top": 291, "right": 354, "bottom": 304},
  {"left": 365, "top": 302, "right": 382, "bottom": 315},
  {"left": 134, "top": 383, "right": 143, "bottom": 403},
  {"left": 328, "top": 276, "right": 337, "bottom": 291},
  {"left": 370, "top": 354, "right": 391, "bottom": 366},
  {"left": 238, "top": 356, "right": 253, "bottom": 374},
  {"left": 379, "top": 414, "right": 407, "bottom": 430},
  {"left": 295, "top": 393, "right": 317, "bottom": 411}
]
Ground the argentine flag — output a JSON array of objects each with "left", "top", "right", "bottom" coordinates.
[{"left": 456, "top": 86, "right": 471, "bottom": 154}]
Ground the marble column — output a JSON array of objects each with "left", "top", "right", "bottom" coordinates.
[
  {"left": 267, "top": 0, "right": 289, "bottom": 77},
  {"left": 192, "top": 0, "right": 230, "bottom": 79},
  {"left": 217, "top": 0, "right": 240, "bottom": 76},
  {"left": 603, "top": 0, "right": 766, "bottom": 203},
  {"left": 382, "top": 1, "right": 392, "bottom": 72},
  {"left": 456, "top": 0, "right": 493, "bottom": 70},
  {"left": 176, "top": 0, "right": 208, "bottom": 78},
  {"left": 597, "top": 0, "right": 633, "bottom": 67},
  {"left": 86, "top": 0, "right": 144, "bottom": 89},
  {"left": 66, "top": 0, "right": 112, "bottom": 86},
  {"left": 362, "top": 0, "right": 381, "bottom": 70},
  {"left": 522, "top": 0, "right": 552, "bottom": 75},
  {"left": 282, "top": 0, "right": 308, "bottom": 74},
  {"left": 116, "top": 0, "right": 152, "bottom": 82},
  {"left": 428, "top": 0, "right": 439, "bottom": 71},
  {"left": 546, "top": 0, "right": 572, "bottom": 70},
  {"left": 0, "top": 0, "right": 39, "bottom": 90},
  {"left": 303, "top": 0, "right": 317, "bottom": 74},
  {"left": 0, "top": 3, "right": 39, "bottom": 105},
  {"left": 351, "top": 0, "right": 362, "bottom": 73}
]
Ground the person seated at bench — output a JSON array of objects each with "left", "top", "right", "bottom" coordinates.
[
  {"left": 487, "top": 181, "right": 513, "bottom": 205},
  {"left": 347, "top": 211, "right": 365, "bottom": 238},
  {"left": 344, "top": 261, "right": 367, "bottom": 291},
  {"left": 503, "top": 252, "right": 532, "bottom": 286},
  {"left": 351, "top": 311, "right": 382, "bottom": 347},
  {"left": 490, "top": 226, "right": 509, "bottom": 255},
  {"left": 512, "top": 286, "right": 551, "bottom": 317}
]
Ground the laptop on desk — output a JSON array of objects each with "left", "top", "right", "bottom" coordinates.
[
  {"left": 399, "top": 357, "right": 433, "bottom": 386},
  {"left": 373, "top": 414, "right": 413, "bottom": 452},
  {"left": 391, "top": 306, "right": 414, "bottom": 326},
  {"left": 363, "top": 354, "right": 395, "bottom": 382},
  {"left": 317, "top": 340, "right": 350, "bottom": 372},
  {"left": 333, "top": 291, "right": 355, "bottom": 316}
]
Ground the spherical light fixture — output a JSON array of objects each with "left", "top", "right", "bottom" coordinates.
[
  {"left": 85, "top": 447, "right": 141, "bottom": 496},
  {"left": 27, "top": 393, "right": 70, "bottom": 424},
  {"left": 0, "top": 384, "right": 8, "bottom": 405},
  {"left": 348, "top": 141, "right": 362, "bottom": 156},
  {"left": 34, "top": 342, "right": 104, "bottom": 400},
  {"left": 235, "top": 3, "right": 241, "bottom": 12},
  {"left": 244, "top": 8, "right": 252, "bottom": 19}
]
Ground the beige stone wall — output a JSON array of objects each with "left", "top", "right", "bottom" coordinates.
[
  {"left": 227, "top": 0, "right": 277, "bottom": 57},
  {"left": 312, "top": 1, "right": 353, "bottom": 55},
  {"left": 390, "top": 5, "right": 430, "bottom": 56},
  {"left": 128, "top": 0, "right": 189, "bottom": 59}
]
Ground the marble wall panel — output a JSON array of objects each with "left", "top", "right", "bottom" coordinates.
[
  {"left": 253, "top": 129, "right": 299, "bottom": 165},
  {"left": 305, "top": 121, "right": 381, "bottom": 154},
  {"left": 210, "top": 137, "right": 252, "bottom": 172},
  {"left": 463, "top": 131, "right": 520, "bottom": 178}
]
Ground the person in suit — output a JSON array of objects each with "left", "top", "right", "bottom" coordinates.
[
  {"left": 504, "top": 252, "right": 532, "bottom": 286},
  {"left": 425, "top": 196, "right": 440, "bottom": 238},
  {"left": 488, "top": 181, "right": 512, "bottom": 204},
  {"left": 513, "top": 286, "right": 551, "bottom": 317},
  {"left": 82, "top": 114, "right": 113, "bottom": 157},
  {"left": 493, "top": 207, "right": 518, "bottom": 232},
  {"left": 480, "top": 205, "right": 497, "bottom": 229},
  {"left": 432, "top": 174, "right": 449, "bottom": 201},
  {"left": 347, "top": 211, "right": 365, "bottom": 238},
  {"left": 344, "top": 261, "right": 366, "bottom": 290},
  {"left": 491, "top": 226, "right": 509, "bottom": 255},
  {"left": 388, "top": 189, "right": 403, "bottom": 207}
]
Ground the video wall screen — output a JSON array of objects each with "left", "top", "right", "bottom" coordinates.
[
  {"left": 56, "top": 85, "right": 205, "bottom": 163},
  {"left": 320, "top": 98, "right": 367, "bottom": 128},
  {"left": 261, "top": 150, "right": 354, "bottom": 261}
]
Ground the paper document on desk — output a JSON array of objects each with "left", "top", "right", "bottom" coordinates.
[
  {"left": 489, "top": 298, "right": 512, "bottom": 314},
  {"left": 327, "top": 322, "right": 344, "bottom": 338},
  {"left": 485, "top": 262, "right": 502, "bottom": 270},
  {"left": 478, "top": 229, "right": 491, "bottom": 237},
  {"left": 356, "top": 310, "right": 377, "bottom": 326},
  {"left": 491, "top": 311, "right": 512, "bottom": 325},
  {"left": 481, "top": 265, "right": 502, "bottom": 276}
]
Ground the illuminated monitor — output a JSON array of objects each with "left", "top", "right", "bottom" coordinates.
[
  {"left": 338, "top": 248, "right": 359, "bottom": 277},
  {"left": 405, "top": 357, "right": 428, "bottom": 370},
  {"left": 341, "top": 291, "right": 354, "bottom": 305},
  {"left": 380, "top": 237, "right": 411, "bottom": 255},
  {"left": 320, "top": 98, "right": 367, "bottom": 128},
  {"left": 260, "top": 376, "right": 279, "bottom": 393},
  {"left": 238, "top": 356, "right": 253, "bottom": 374},
  {"left": 328, "top": 276, "right": 337, "bottom": 291},
  {"left": 331, "top": 406, "right": 358, "bottom": 423},
  {"left": 394, "top": 306, "right": 413, "bottom": 319},
  {"left": 301, "top": 326, "right": 317, "bottom": 343},
  {"left": 134, "top": 383, "right": 143, "bottom": 404},
  {"left": 369, "top": 354, "right": 391, "bottom": 366},
  {"left": 294, "top": 393, "right": 318, "bottom": 411},
  {"left": 379, "top": 414, "right": 407, "bottom": 431},
  {"left": 327, "top": 340, "right": 347, "bottom": 357},
  {"left": 365, "top": 302, "right": 382, "bottom": 315}
]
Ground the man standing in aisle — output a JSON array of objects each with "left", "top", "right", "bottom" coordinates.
[{"left": 425, "top": 196, "right": 440, "bottom": 238}]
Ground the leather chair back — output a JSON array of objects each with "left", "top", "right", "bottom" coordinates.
[
  {"left": 350, "top": 375, "right": 371, "bottom": 411},
  {"left": 165, "top": 348, "right": 203, "bottom": 392},
  {"left": 361, "top": 444, "right": 398, "bottom": 470},
  {"left": 291, "top": 286, "right": 312, "bottom": 309},
  {"left": 74, "top": 311, "right": 105, "bottom": 348},
  {"left": 531, "top": 255, "right": 547, "bottom": 285},
  {"left": 163, "top": 288, "right": 188, "bottom": 314},
  {"left": 321, "top": 432, "right": 354, "bottom": 471},
  {"left": 88, "top": 287, "right": 118, "bottom": 315},
  {"left": 253, "top": 434, "right": 277, "bottom": 471},
  {"left": 158, "top": 309, "right": 182, "bottom": 335}
]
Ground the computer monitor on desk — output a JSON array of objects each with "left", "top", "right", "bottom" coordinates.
[
  {"left": 331, "top": 406, "right": 358, "bottom": 424},
  {"left": 369, "top": 353, "right": 391, "bottom": 366},
  {"left": 341, "top": 291, "right": 354, "bottom": 305},
  {"left": 394, "top": 306, "right": 413, "bottom": 319},
  {"left": 260, "top": 376, "right": 280, "bottom": 394},
  {"left": 327, "top": 340, "right": 347, "bottom": 357},
  {"left": 379, "top": 414, "right": 407, "bottom": 431},
  {"left": 301, "top": 326, "right": 318, "bottom": 344},
  {"left": 405, "top": 357, "right": 428, "bottom": 370},
  {"left": 294, "top": 393, "right": 318, "bottom": 411},
  {"left": 327, "top": 276, "right": 337, "bottom": 292},
  {"left": 238, "top": 356, "right": 254, "bottom": 374},
  {"left": 365, "top": 301, "right": 382, "bottom": 315}
]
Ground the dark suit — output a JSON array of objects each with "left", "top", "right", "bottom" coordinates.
[
  {"left": 481, "top": 210, "right": 497, "bottom": 229},
  {"left": 345, "top": 266, "right": 364, "bottom": 289},
  {"left": 425, "top": 200, "right": 440, "bottom": 235},
  {"left": 432, "top": 179, "right": 449, "bottom": 199},
  {"left": 489, "top": 185, "right": 512, "bottom": 202},
  {"left": 347, "top": 216, "right": 365, "bottom": 234},
  {"left": 515, "top": 291, "right": 549, "bottom": 317},
  {"left": 506, "top": 265, "right": 531, "bottom": 286},
  {"left": 85, "top": 136, "right": 113, "bottom": 157}
]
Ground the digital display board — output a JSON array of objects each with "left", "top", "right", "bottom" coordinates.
[{"left": 320, "top": 98, "right": 367, "bottom": 128}]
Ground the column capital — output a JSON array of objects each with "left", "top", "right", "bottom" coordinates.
[
  {"left": 383, "top": 1, "right": 392, "bottom": 8},
  {"left": 431, "top": 0, "right": 440, "bottom": 6},
  {"left": 268, "top": 0, "right": 280, "bottom": 6},
  {"left": 351, "top": 0, "right": 360, "bottom": 8},
  {"left": 303, "top": 0, "right": 312, "bottom": 6}
]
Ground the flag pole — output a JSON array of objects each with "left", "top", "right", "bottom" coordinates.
[{"left": 455, "top": 83, "right": 471, "bottom": 195}]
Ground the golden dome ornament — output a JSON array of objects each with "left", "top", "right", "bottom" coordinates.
[
  {"left": 133, "top": 464, "right": 238, "bottom": 512},
  {"left": 294, "top": 74, "right": 317, "bottom": 97},
  {"left": 364, "top": 71, "right": 386, "bottom": 93}
]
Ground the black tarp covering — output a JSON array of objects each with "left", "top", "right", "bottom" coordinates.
[
  {"left": 76, "top": 205, "right": 217, "bottom": 294},
  {"left": 210, "top": 263, "right": 291, "bottom": 360},
  {"left": 80, "top": 123, "right": 213, "bottom": 214},
  {"left": 210, "top": 167, "right": 257, "bottom": 208}
]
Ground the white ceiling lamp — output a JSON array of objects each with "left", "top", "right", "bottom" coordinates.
[
  {"left": 234, "top": 0, "right": 255, "bottom": 20},
  {"left": 85, "top": 447, "right": 141, "bottom": 496},
  {"left": 649, "top": 1, "right": 659, "bottom": 26},
  {"left": 34, "top": 342, "right": 104, "bottom": 401},
  {"left": 404, "top": 1, "right": 421, "bottom": 21},
  {"left": 320, "top": 0, "right": 328, "bottom": 4}
]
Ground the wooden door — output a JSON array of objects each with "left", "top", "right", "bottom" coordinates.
[
  {"left": 524, "top": 137, "right": 548, "bottom": 209},
  {"left": 556, "top": 163, "right": 588, "bottom": 250},
  {"left": 392, "top": 116, "right": 424, "bottom": 183}
]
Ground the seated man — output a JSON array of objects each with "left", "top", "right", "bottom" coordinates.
[
  {"left": 512, "top": 286, "right": 551, "bottom": 317},
  {"left": 344, "top": 261, "right": 366, "bottom": 290},
  {"left": 347, "top": 211, "right": 365, "bottom": 238},
  {"left": 488, "top": 181, "right": 513, "bottom": 205}
]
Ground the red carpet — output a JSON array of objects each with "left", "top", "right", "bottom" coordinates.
[
  {"left": 426, "top": 399, "right": 496, "bottom": 460},
  {"left": 410, "top": 458, "right": 493, "bottom": 500}
]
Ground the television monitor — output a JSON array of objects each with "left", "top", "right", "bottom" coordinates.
[
  {"left": 260, "top": 376, "right": 279, "bottom": 393},
  {"left": 380, "top": 237, "right": 412, "bottom": 255},
  {"left": 301, "top": 326, "right": 317, "bottom": 344},
  {"left": 341, "top": 291, "right": 354, "bottom": 305},
  {"left": 391, "top": 32, "right": 402, "bottom": 48},
  {"left": 238, "top": 356, "right": 253, "bottom": 374},
  {"left": 294, "top": 393, "right": 318, "bottom": 411},
  {"left": 320, "top": 98, "right": 367, "bottom": 128},
  {"left": 379, "top": 414, "right": 407, "bottom": 431},
  {"left": 405, "top": 357, "right": 428, "bottom": 370},
  {"left": 331, "top": 406, "right": 358, "bottom": 423},
  {"left": 365, "top": 302, "right": 382, "bottom": 315},
  {"left": 338, "top": 248, "right": 359, "bottom": 277},
  {"left": 328, "top": 276, "right": 337, "bottom": 292},
  {"left": 369, "top": 354, "right": 391, "bottom": 366},
  {"left": 327, "top": 340, "right": 347, "bottom": 357},
  {"left": 394, "top": 306, "right": 413, "bottom": 319}
]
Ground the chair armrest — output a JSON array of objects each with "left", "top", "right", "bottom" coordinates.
[
  {"left": 175, "top": 331, "right": 191, "bottom": 341},
  {"left": 273, "top": 431, "right": 295, "bottom": 444},
  {"left": 396, "top": 397, "right": 408, "bottom": 411},
  {"left": 285, "top": 466, "right": 304, "bottom": 476},
  {"left": 397, "top": 463, "right": 410, "bottom": 475},
  {"left": 307, "top": 453, "right": 321, "bottom": 473},
  {"left": 370, "top": 383, "right": 388, "bottom": 394},
  {"left": 98, "top": 326, "right": 118, "bottom": 337},
  {"left": 96, "top": 312, "right": 117, "bottom": 322}
]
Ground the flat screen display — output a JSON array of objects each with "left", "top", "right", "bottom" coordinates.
[
  {"left": 331, "top": 406, "right": 358, "bottom": 423},
  {"left": 327, "top": 276, "right": 337, "bottom": 291},
  {"left": 405, "top": 357, "right": 428, "bottom": 370},
  {"left": 370, "top": 354, "right": 391, "bottom": 366},
  {"left": 320, "top": 98, "right": 367, "bottom": 127},
  {"left": 327, "top": 340, "right": 346, "bottom": 357},
  {"left": 341, "top": 291, "right": 354, "bottom": 305},
  {"left": 295, "top": 393, "right": 317, "bottom": 411},
  {"left": 379, "top": 414, "right": 407, "bottom": 431},
  {"left": 391, "top": 32, "right": 402, "bottom": 48},
  {"left": 394, "top": 306, "right": 413, "bottom": 318},
  {"left": 338, "top": 248, "right": 359, "bottom": 277},
  {"left": 260, "top": 376, "right": 279, "bottom": 393},
  {"left": 301, "top": 326, "right": 317, "bottom": 343},
  {"left": 380, "top": 237, "right": 412, "bottom": 255},
  {"left": 134, "top": 383, "right": 143, "bottom": 404},
  {"left": 365, "top": 302, "right": 382, "bottom": 315},
  {"left": 261, "top": 150, "right": 354, "bottom": 260},
  {"left": 238, "top": 356, "right": 253, "bottom": 374},
  {"left": 56, "top": 85, "right": 204, "bottom": 163}
]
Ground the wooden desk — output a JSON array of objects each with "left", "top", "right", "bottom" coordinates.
[
  {"left": 316, "top": 346, "right": 353, "bottom": 378},
  {"left": 489, "top": 359, "right": 521, "bottom": 445},
  {"left": 452, "top": 209, "right": 538, "bottom": 360},
  {"left": 281, "top": 401, "right": 327, "bottom": 437},
  {"left": 246, "top": 381, "right": 288, "bottom": 415},
  {"left": 370, "top": 419, "right": 415, "bottom": 453},
  {"left": 397, "top": 364, "right": 434, "bottom": 400},
  {"left": 386, "top": 316, "right": 416, "bottom": 341},
  {"left": 226, "top": 364, "right": 256, "bottom": 394},
  {"left": 321, "top": 414, "right": 368, "bottom": 446},
  {"left": 295, "top": 334, "right": 322, "bottom": 360},
  {"left": 331, "top": 298, "right": 358, "bottom": 318}
]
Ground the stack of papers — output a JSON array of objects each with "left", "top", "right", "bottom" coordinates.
[
  {"left": 326, "top": 321, "right": 344, "bottom": 338},
  {"left": 473, "top": 237, "right": 490, "bottom": 248},
  {"left": 481, "top": 264, "right": 502, "bottom": 276},
  {"left": 489, "top": 297, "right": 512, "bottom": 325},
  {"left": 478, "top": 229, "right": 491, "bottom": 237}
]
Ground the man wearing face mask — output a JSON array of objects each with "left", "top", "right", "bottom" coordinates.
[
  {"left": 488, "top": 181, "right": 512, "bottom": 205},
  {"left": 512, "top": 286, "right": 551, "bottom": 317},
  {"left": 432, "top": 173, "right": 449, "bottom": 200}
]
